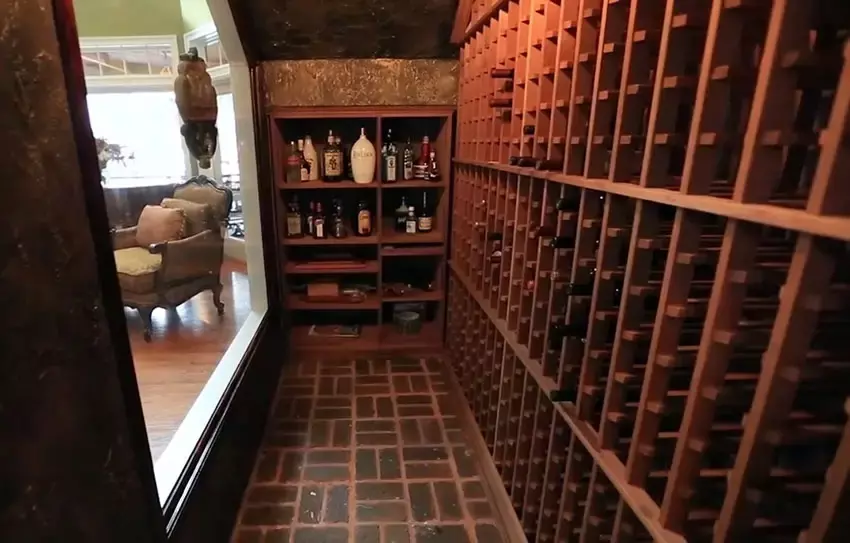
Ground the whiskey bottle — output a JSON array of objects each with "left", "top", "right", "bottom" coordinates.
[
  {"left": 427, "top": 151, "right": 440, "bottom": 181},
  {"left": 356, "top": 200, "right": 372, "bottom": 236},
  {"left": 402, "top": 139, "right": 415, "bottom": 180},
  {"left": 331, "top": 199, "right": 347, "bottom": 238},
  {"left": 313, "top": 202, "right": 327, "bottom": 239},
  {"left": 395, "top": 197, "right": 409, "bottom": 232},
  {"left": 322, "top": 131, "right": 343, "bottom": 182},
  {"left": 535, "top": 159, "right": 563, "bottom": 171},
  {"left": 285, "top": 198, "right": 303, "bottom": 238},
  {"left": 417, "top": 192, "right": 433, "bottom": 233},
  {"left": 405, "top": 206, "right": 417, "bottom": 234},
  {"left": 286, "top": 141, "right": 301, "bottom": 183},
  {"left": 383, "top": 128, "right": 399, "bottom": 182},
  {"left": 297, "top": 139, "right": 310, "bottom": 181}
]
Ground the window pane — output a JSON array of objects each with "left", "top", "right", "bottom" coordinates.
[{"left": 87, "top": 92, "right": 186, "bottom": 185}]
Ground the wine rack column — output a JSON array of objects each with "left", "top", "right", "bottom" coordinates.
[{"left": 564, "top": 0, "right": 602, "bottom": 174}]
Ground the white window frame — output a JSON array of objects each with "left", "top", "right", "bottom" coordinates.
[{"left": 80, "top": 35, "right": 180, "bottom": 93}]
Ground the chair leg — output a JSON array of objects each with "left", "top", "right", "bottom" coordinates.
[
  {"left": 212, "top": 284, "right": 225, "bottom": 316},
  {"left": 138, "top": 307, "right": 153, "bottom": 342}
]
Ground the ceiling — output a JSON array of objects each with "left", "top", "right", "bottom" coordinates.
[{"left": 228, "top": 0, "right": 459, "bottom": 60}]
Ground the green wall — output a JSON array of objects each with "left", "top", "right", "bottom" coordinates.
[{"left": 73, "top": 0, "right": 213, "bottom": 37}]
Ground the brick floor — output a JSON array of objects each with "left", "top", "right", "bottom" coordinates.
[{"left": 231, "top": 356, "right": 506, "bottom": 543}]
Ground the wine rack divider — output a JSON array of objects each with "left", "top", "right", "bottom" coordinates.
[{"left": 450, "top": 0, "right": 850, "bottom": 541}]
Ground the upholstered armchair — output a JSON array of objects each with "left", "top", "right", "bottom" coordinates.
[{"left": 111, "top": 175, "right": 233, "bottom": 341}]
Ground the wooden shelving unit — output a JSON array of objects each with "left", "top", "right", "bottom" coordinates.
[
  {"left": 270, "top": 106, "right": 454, "bottom": 352},
  {"left": 450, "top": 1, "right": 850, "bottom": 542}
]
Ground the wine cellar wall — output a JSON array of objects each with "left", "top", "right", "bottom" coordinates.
[{"left": 448, "top": 1, "right": 850, "bottom": 542}]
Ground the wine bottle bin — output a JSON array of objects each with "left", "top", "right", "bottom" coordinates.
[{"left": 449, "top": 1, "right": 850, "bottom": 541}]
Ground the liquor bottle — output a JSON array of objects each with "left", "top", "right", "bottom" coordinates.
[
  {"left": 536, "top": 158, "right": 563, "bottom": 171},
  {"left": 490, "top": 67, "right": 515, "bottom": 78},
  {"left": 303, "top": 136, "right": 319, "bottom": 180},
  {"left": 523, "top": 125, "right": 535, "bottom": 135},
  {"left": 414, "top": 137, "right": 431, "bottom": 179},
  {"left": 322, "top": 131, "right": 343, "bottom": 182},
  {"left": 395, "top": 197, "right": 410, "bottom": 232},
  {"left": 313, "top": 202, "right": 327, "bottom": 239},
  {"left": 405, "top": 206, "right": 417, "bottom": 234},
  {"left": 286, "top": 141, "right": 301, "bottom": 183},
  {"left": 297, "top": 139, "right": 310, "bottom": 181},
  {"left": 427, "top": 151, "right": 440, "bottom": 181},
  {"left": 331, "top": 199, "right": 346, "bottom": 238},
  {"left": 339, "top": 136, "right": 353, "bottom": 180},
  {"left": 285, "top": 198, "right": 303, "bottom": 238},
  {"left": 383, "top": 128, "right": 398, "bottom": 182},
  {"left": 356, "top": 200, "right": 372, "bottom": 236},
  {"left": 417, "top": 193, "right": 433, "bottom": 233},
  {"left": 402, "top": 139, "right": 415, "bottom": 180},
  {"left": 306, "top": 200, "right": 315, "bottom": 236}
]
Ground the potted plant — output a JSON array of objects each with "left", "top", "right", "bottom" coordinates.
[{"left": 95, "top": 137, "right": 133, "bottom": 183}]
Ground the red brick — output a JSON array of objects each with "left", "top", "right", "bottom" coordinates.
[
  {"left": 420, "top": 418, "right": 444, "bottom": 444},
  {"left": 356, "top": 397, "right": 375, "bottom": 418},
  {"left": 298, "top": 486, "right": 323, "bottom": 524},
  {"left": 264, "top": 527, "right": 289, "bottom": 542},
  {"left": 397, "top": 395, "right": 433, "bottom": 405},
  {"left": 434, "top": 482, "right": 463, "bottom": 520},
  {"left": 399, "top": 405, "right": 434, "bottom": 417},
  {"left": 332, "top": 419, "right": 351, "bottom": 447},
  {"left": 404, "top": 462, "right": 454, "bottom": 479},
  {"left": 316, "top": 398, "right": 351, "bottom": 408},
  {"left": 355, "top": 525, "right": 380, "bottom": 543},
  {"left": 355, "top": 449, "right": 378, "bottom": 480},
  {"left": 279, "top": 452, "right": 303, "bottom": 483},
  {"left": 314, "top": 407, "right": 351, "bottom": 419},
  {"left": 325, "top": 485, "right": 349, "bottom": 523},
  {"left": 302, "top": 465, "right": 349, "bottom": 482},
  {"left": 376, "top": 397, "right": 394, "bottom": 417},
  {"left": 410, "top": 375, "right": 429, "bottom": 392},
  {"left": 393, "top": 375, "right": 412, "bottom": 393},
  {"left": 234, "top": 528, "right": 262, "bottom": 543},
  {"left": 475, "top": 524, "right": 503, "bottom": 543},
  {"left": 462, "top": 481, "right": 486, "bottom": 499},
  {"left": 403, "top": 446, "right": 449, "bottom": 462},
  {"left": 309, "top": 420, "right": 331, "bottom": 447},
  {"left": 453, "top": 447, "right": 479, "bottom": 478},
  {"left": 356, "top": 502, "right": 408, "bottom": 522},
  {"left": 336, "top": 376, "right": 353, "bottom": 395},
  {"left": 355, "top": 384, "right": 391, "bottom": 395},
  {"left": 355, "top": 481, "right": 405, "bottom": 501},
  {"left": 384, "top": 525, "right": 411, "bottom": 543},
  {"left": 379, "top": 448, "right": 402, "bottom": 479},
  {"left": 401, "top": 419, "right": 422, "bottom": 445},
  {"left": 241, "top": 505, "right": 295, "bottom": 526},
  {"left": 356, "top": 420, "right": 395, "bottom": 433},
  {"left": 254, "top": 450, "right": 280, "bottom": 482},
  {"left": 408, "top": 483, "right": 436, "bottom": 521},
  {"left": 246, "top": 485, "right": 298, "bottom": 504},
  {"left": 356, "top": 432, "right": 398, "bottom": 446},
  {"left": 468, "top": 500, "right": 492, "bottom": 518},
  {"left": 306, "top": 450, "right": 349, "bottom": 464},
  {"left": 414, "top": 524, "right": 470, "bottom": 543},
  {"left": 294, "top": 527, "right": 348, "bottom": 543}
]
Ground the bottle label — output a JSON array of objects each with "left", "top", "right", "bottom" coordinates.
[
  {"left": 386, "top": 156, "right": 397, "bottom": 181},
  {"left": 417, "top": 216, "right": 432, "bottom": 232},
  {"left": 300, "top": 166, "right": 309, "bottom": 181},
  {"left": 406, "top": 220, "right": 417, "bottom": 234},
  {"left": 315, "top": 221, "right": 324, "bottom": 238},
  {"left": 287, "top": 216, "right": 301, "bottom": 236},
  {"left": 324, "top": 150, "right": 342, "bottom": 176},
  {"left": 358, "top": 211, "right": 371, "bottom": 235}
]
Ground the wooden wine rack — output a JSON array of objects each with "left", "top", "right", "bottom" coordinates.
[{"left": 448, "top": 0, "right": 850, "bottom": 541}]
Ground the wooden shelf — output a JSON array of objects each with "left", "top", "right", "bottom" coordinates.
[
  {"left": 287, "top": 293, "right": 381, "bottom": 310},
  {"left": 278, "top": 180, "right": 376, "bottom": 190},
  {"left": 290, "top": 322, "right": 442, "bottom": 352},
  {"left": 283, "top": 261, "right": 380, "bottom": 275},
  {"left": 382, "top": 246, "right": 444, "bottom": 257},
  {"left": 382, "top": 290, "right": 444, "bottom": 303},
  {"left": 282, "top": 234, "right": 379, "bottom": 246},
  {"left": 381, "top": 228, "right": 445, "bottom": 245},
  {"left": 382, "top": 180, "right": 447, "bottom": 188}
]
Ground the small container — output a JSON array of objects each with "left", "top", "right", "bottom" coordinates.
[{"left": 394, "top": 311, "right": 422, "bottom": 335}]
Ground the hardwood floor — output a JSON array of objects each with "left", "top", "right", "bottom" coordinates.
[{"left": 124, "top": 260, "right": 251, "bottom": 461}]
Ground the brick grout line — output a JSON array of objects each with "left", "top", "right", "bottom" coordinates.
[
  {"left": 393, "top": 356, "right": 416, "bottom": 543},
  {"left": 347, "top": 359, "right": 356, "bottom": 543}
]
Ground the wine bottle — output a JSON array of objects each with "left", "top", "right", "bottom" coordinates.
[
  {"left": 313, "top": 202, "right": 327, "bottom": 239},
  {"left": 523, "top": 125, "right": 535, "bottom": 135},
  {"left": 489, "top": 97, "right": 512, "bottom": 108},
  {"left": 552, "top": 235, "right": 574, "bottom": 249},
  {"left": 383, "top": 128, "right": 398, "bottom": 182},
  {"left": 417, "top": 192, "right": 433, "bottom": 233},
  {"left": 395, "top": 197, "right": 409, "bottom": 232},
  {"left": 322, "top": 131, "right": 343, "bottom": 182},
  {"left": 535, "top": 159, "right": 563, "bottom": 171},
  {"left": 509, "top": 155, "right": 535, "bottom": 167},
  {"left": 306, "top": 200, "right": 315, "bottom": 236},
  {"left": 490, "top": 67, "right": 515, "bottom": 78}
]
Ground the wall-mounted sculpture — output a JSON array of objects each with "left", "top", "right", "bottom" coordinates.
[{"left": 174, "top": 47, "right": 218, "bottom": 169}]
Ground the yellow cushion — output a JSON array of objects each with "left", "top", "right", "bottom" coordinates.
[
  {"left": 114, "top": 247, "right": 162, "bottom": 293},
  {"left": 136, "top": 205, "right": 185, "bottom": 247},
  {"left": 161, "top": 197, "right": 212, "bottom": 236}
]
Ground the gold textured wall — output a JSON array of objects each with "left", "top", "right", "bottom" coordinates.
[{"left": 262, "top": 59, "right": 458, "bottom": 107}]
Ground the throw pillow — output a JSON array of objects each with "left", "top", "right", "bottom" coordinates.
[
  {"left": 136, "top": 205, "right": 186, "bottom": 247},
  {"left": 161, "top": 197, "right": 212, "bottom": 236}
]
